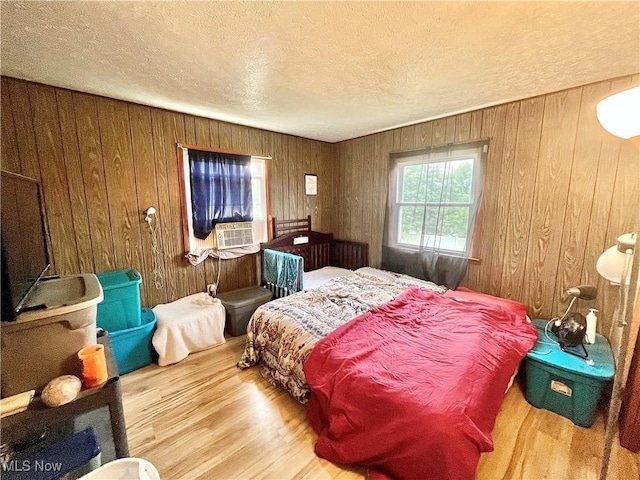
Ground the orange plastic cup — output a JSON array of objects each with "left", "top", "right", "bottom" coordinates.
[{"left": 78, "top": 344, "right": 108, "bottom": 388}]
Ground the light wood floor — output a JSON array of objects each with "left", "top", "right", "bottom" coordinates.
[{"left": 121, "top": 335, "right": 639, "bottom": 479}]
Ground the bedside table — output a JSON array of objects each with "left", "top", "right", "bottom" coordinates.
[{"left": 525, "top": 319, "right": 615, "bottom": 427}]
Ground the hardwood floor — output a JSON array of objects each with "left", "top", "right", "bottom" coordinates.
[{"left": 121, "top": 335, "right": 639, "bottom": 479}]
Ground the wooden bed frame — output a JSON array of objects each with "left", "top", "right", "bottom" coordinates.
[{"left": 260, "top": 216, "right": 369, "bottom": 296}]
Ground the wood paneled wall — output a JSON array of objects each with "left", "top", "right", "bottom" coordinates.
[
  {"left": 333, "top": 75, "right": 640, "bottom": 334},
  {"left": 0, "top": 77, "right": 334, "bottom": 307},
  {"left": 2, "top": 75, "right": 638, "bottom": 333}
]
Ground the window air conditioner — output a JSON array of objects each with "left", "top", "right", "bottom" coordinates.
[{"left": 214, "top": 222, "right": 255, "bottom": 250}]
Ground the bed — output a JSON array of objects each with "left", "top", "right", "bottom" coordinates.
[
  {"left": 239, "top": 218, "right": 538, "bottom": 479},
  {"left": 259, "top": 215, "right": 369, "bottom": 297},
  {"left": 239, "top": 266, "right": 446, "bottom": 400}
]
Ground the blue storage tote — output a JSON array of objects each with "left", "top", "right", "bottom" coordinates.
[
  {"left": 110, "top": 307, "right": 157, "bottom": 375},
  {"left": 525, "top": 319, "right": 615, "bottom": 427},
  {"left": 3, "top": 427, "right": 101, "bottom": 480},
  {"left": 96, "top": 269, "right": 142, "bottom": 332}
]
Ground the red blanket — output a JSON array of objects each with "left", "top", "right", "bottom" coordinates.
[{"left": 304, "top": 286, "right": 537, "bottom": 480}]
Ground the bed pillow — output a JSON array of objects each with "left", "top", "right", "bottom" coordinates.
[
  {"left": 304, "top": 266, "right": 353, "bottom": 290},
  {"left": 397, "top": 274, "right": 447, "bottom": 294},
  {"left": 354, "top": 267, "right": 400, "bottom": 283},
  {"left": 444, "top": 287, "right": 528, "bottom": 318}
]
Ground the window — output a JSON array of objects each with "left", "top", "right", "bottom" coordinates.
[
  {"left": 179, "top": 145, "right": 270, "bottom": 257},
  {"left": 249, "top": 158, "right": 269, "bottom": 243},
  {"left": 388, "top": 142, "right": 485, "bottom": 257}
]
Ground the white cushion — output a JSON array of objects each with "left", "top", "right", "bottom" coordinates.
[{"left": 152, "top": 293, "right": 225, "bottom": 366}]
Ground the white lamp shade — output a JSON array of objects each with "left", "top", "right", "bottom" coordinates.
[
  {"left": 596, "top": 233, "right": 637, "bottom": 285},
  {"left": 597, "top": 245, "right": 629, "bottom": 284},
  {"left": 596, "top": 86, "right": 640, "bottom": 139}
]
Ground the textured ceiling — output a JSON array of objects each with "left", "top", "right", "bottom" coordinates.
[{"left": 1, "top": 1, "right": 639, "bottom": 143}]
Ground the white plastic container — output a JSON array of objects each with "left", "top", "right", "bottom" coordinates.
[
  {"left": 79, "top": 458, "right": 160, "bottom": 480},
  {"left": 586, "top": 308, "right": 598, "bottom": 344},
  {"left": 1, "top": 274, "right": 103, "bottom": 397}
]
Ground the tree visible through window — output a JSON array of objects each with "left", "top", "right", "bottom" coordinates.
[
  {"left": 399, "top": 158, "right": 475, "bottom": 252},
  {"left": 388, "top": 142, "right": 485, "bottom": 257}
]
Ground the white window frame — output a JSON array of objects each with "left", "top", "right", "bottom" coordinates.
[{"left": 388, "top": 143, "right": 485, "bottom": 257}]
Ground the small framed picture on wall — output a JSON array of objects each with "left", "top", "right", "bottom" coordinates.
[{"left": 305, "top": 174, "right": 318, "bottom": 195}]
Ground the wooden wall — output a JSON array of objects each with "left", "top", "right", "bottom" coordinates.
[
  {"left": 0, "top": 77, "right": 334, "bottom": 307},
  {"left": 334, "top": 75, "right": 640, "bottom": 335},
  {"left": 2, "top": 75, "right": 638, "bottom": 334}
]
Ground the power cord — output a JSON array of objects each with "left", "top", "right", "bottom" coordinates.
[
  {"left": 542, "top": 295, "right": 577, "bottom": 345},
  {"left": 208, "top": 255, "right": 222, "bottom": 297},
  {"left": 529, "top": 318, "right": 561, "bottom": 355},
  {"left": 147, "top": 211, "right": 164, "bottom": 290},
  {"left": 544, "top": 318, "right": 560, "bottom": 344},
  {"left": 215, "top": 255, "right": 222, "bottom": 293}
]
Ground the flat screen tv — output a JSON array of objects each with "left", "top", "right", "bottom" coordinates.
[{"left": 1, "top": 171, "right": 51, "bottom": 320}]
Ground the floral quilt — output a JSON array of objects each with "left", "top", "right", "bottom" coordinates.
[{"left": 237, "top": 267, "right": 445, "bottom": 402}]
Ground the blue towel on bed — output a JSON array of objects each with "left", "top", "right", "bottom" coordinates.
[{"left": 263, "top": 249, "right": 304, "bottom": 293}]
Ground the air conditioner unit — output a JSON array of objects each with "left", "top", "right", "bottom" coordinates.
[{"left": 214, "top": 222, "right": 255, "bottom": 250}]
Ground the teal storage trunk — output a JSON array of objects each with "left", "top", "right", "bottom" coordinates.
[
  {"left": 110, "top": 307, "right": 157, "bottom": 375},
  {"left": 96, "top": 269, "right": 142, "bottom": 332},
  {"left": 525, "top": 319, "right": 615, "bottom": 427}
]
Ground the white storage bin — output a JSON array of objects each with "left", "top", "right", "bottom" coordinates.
[
  {"left": 1, "top": 274, "right": 103, "bottom": 397},
  {"left": 80, "top": 458, "right": 160, "bottom": 480}
]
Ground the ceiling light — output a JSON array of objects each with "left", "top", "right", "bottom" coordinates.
[{"left": 596, "top": 86, "right": 640, "bottom": 142}]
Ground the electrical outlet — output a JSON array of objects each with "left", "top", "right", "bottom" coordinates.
[{"left": 207, "top": 283, "right": 217, "bottom": 296}]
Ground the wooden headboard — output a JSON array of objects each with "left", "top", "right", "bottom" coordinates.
[
  {"left": 263, "top": 217, "right": 369, "bottom": 272},
  {"left": 271, "top": 215, "right": 312, "bottom": 238}
]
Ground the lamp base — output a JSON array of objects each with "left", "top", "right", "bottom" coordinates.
[{"left": 559, "top": 342, "right": 589, "bottom": 360}]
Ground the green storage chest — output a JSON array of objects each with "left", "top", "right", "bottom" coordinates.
[
  {"left": 525, "top": 319, "right": 615, "bottom": 427},
  {"left": 96, "top": 269, "right": 142, "bottom": 332},
  {"left": 110, "top": 307, "right": 157, "bottom": 375}
]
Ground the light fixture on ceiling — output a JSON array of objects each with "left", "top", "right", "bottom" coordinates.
[{"left": 596, "top": 86, "right": 640, "bottom": 145}]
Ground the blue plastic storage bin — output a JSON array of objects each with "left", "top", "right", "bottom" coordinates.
[
  {"left": 110, "top": 307, "right": 157, "bottom": 375},
  {"left": 2, "top": 427, "right": 101, "bottom": 480},
  {"left": 525, "top": 319, "right": 615, "bottom": 427},
  {"left": 96, "top": 269, "right": 142, "bottom": 332}
]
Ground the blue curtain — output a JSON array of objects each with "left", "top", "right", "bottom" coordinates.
[{"left": 189, "top": 149, "right": 253, "bottom": 240}]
